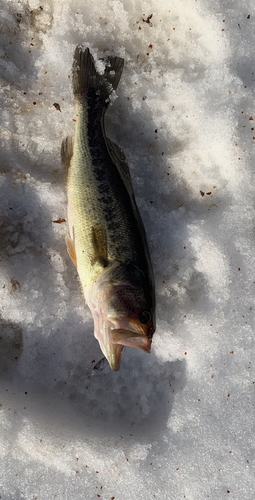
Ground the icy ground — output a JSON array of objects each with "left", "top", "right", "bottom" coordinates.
[{"left": 1, "top": 0, "right": 255, "bottom": 498}]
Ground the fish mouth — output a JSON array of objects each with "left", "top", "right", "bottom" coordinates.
[
  {"left": 110, "top": 329, "right": 151, "bottom": 352},
  {"left": 94, "top": 319, "right": 151, "bottom": 371},
  {"left": 106, "top": 328, "right": 151, "bottom": 371}
]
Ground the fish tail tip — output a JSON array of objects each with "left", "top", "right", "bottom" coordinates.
[{"left": 72, "top": 46, "right": 124, "bottom": 100}]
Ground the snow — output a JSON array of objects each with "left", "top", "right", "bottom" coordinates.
[{"left": 1, "top": 0, "right": 255, "bottom": 498}]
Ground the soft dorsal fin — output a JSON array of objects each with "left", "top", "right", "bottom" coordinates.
[
  {"left": 91, "top": 225, "right": 108, "bottom": 267},
  {"left": 106, "top": 138, "right": 147, "bottom": 240},
  {"left": 106, "top": 138, "right": 133, "bottom": 194}
]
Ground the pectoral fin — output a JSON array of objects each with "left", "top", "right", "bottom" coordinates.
[
  {"left": 91, "top": 225, "right": 108, "bottom": 267},
  {"left": 65, "top": 233, "right": 77, "bottom": 266}
]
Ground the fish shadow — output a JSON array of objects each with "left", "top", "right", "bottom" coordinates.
[
  {"left": 66, "top": 351, "right": 187, "bottom": 440},
  {"left": 2, "top": 342, "right": 187, "bottom": 445},
  {"left": 0, "top": 316, "right": 23, "bottom": 374}
]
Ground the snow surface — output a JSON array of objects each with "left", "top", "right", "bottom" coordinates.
[{"left": 1, "top": 0, "right": 255, "bottom": 498}]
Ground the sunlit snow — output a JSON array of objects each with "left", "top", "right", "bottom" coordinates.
[{"left": 1, "top": 0, "right": 255, "bottom": 499}]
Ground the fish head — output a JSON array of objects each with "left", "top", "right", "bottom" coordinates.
[{"left": 87, "top": 262, "right": 155, "bottom": 370}]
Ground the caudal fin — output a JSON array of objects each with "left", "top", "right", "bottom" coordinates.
[{"left": 72, "top": 46, "right": 124, "bottom": 101}]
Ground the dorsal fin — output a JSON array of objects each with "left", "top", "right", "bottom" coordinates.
[{"left": 106, "top": 138, "right": 133, "bottom": 195}]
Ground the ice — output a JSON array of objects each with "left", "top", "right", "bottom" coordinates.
[{"left": 1, "top": 0, "right": 255, "bottom": 499}]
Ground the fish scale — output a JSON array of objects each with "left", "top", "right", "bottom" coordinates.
[{"left": 70, "top": 97, "right": 135, "bottom": 264}]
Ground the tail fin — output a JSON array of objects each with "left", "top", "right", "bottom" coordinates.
[{"left": 72, "top": 46, "right": 124, "bottom": 101}]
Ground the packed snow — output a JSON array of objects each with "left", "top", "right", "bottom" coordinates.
[{"left": 1, "top": 0, "right": 255, "bottom": 498}]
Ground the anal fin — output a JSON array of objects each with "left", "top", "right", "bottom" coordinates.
[
  {"left": 65, "top": 233, "right": 77, "bottom": 266},
  {"left": 61, "top": 136, "right": 74, "bottom": 179}
]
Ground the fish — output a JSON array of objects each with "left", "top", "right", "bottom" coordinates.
[{"left": 61, "top": 46, "right": 156, "bottom": 371}]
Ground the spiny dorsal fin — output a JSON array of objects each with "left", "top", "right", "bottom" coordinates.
[{"left": 91, "top": 225, "right": 108, "bottom": 268}]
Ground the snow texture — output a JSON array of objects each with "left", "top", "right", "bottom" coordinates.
[{"left": 0, "top": 0, "right": 255, "bottom": 499}]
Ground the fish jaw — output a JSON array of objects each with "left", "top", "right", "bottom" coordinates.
[
  {"left": 111, "top": 329, "right": 151, "bottom": 352},
  {"left": 108, "top": 314, "right": 152, "bottom": 353},
  {"left": 89, "top": 304, "right": 152, "bottom": 370},
  {"left": 108, "top": 345, "right": 123, "bottom": 371},
  {"left": 92, "top": 315, "right": 123, "bottom": 371},
  {"left": 93, "top": 313, "right": 151, "bottom": 371}
]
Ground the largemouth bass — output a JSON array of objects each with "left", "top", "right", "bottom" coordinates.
[{"left": 61, "top": 46, "right": 155, "bottom": 370}]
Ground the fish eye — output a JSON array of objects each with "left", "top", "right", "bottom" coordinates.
[{"left": 139, "top": 311, "right": 151, "bottom": 324}]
